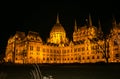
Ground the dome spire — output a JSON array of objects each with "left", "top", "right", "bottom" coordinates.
[
  {"left": 56, "top": 13, "right": 60, "bottom": 24},
  {"left": 89, "top": 13, "right": 92, "bottom": 26}
]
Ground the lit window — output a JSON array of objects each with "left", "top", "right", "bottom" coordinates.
[
  {"left": 82, "top": 57, "right": 84, "bottom": 60},
  {"left": 37, "top": 47, "right": 40, "bottom": 51},
  {"left": 92, "top": 56, "right": 94, "bottom": 59},
  {"left": 30, "top": 52, "right": 33, "bottom": 55},
  {"left": 54, "top": 50, "right": 56, "bottom": 53},
  {"left": 62, "top": 50, "right": 66, "bottom": 53},
  {"left": 82, "top": 47, "right": 85, "bottom": 51},
  {"left": 71, "top": 58, "right": 73, "bottom": 60},
  {"left": 16, "top": 58, "right": 17, "bottom": 60},
  {"left": 50, "top": 49, "right": 52, "bottom": 53},
  {"left": 67, "top": 50, "right": 69, "bottom": 53},
  {"left": 97, "top": 56, "right": 99, "bottom": 59},
  {"left": 74, "top": 48, "right": 77, "bottom": 52},
  {"left": 115, "top": 54, "right": 119, "bottom": 58},
  {"left": 87, "top": 56, "right": 90, "bottom": 59},
  {"left": 43, "top": 49, "right": 45, "bottom": 52},
  {"left": 43, "top": 58, "right": 45, "bottom": 60},
  {"left": 78, "top": 48, "right": 80, "bottom": 52},
  {"left": 37, "top": 52, "right": 39, "bottom": 55},
  {"left": 114, "top": 40, "right": 118, "bottom": 45},
  {"left": 47, "top": 49, "right": 49, "bottom": 53},
  {"left": 30, "top": 46, "right": 33, "bottom": 51}
]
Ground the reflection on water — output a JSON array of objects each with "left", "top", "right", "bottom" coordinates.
[{"left": 0, "top": 63, "right": 120, "bottom": 79}]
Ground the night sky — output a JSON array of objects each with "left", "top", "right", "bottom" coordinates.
[{"left": 0, "top": 1, "right": 120, "bottom": 56}]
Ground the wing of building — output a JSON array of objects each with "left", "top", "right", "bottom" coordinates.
[{"left": 4, "top": 14, "right": 120, "bottom": 64}]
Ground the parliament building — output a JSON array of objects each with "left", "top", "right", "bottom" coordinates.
[{"left": 4, "top": 14, "right": 120, "bottom": 64}]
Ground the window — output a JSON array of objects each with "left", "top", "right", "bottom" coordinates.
[
  {"left": 43, "top": 58, "right": 45, "bottom": 60},
  {"left": 114, "top": 40, "right": 118, "bottom": 45},
  {"left": 74, "top": 48, "right": 77, "bottom": 52},
  {"left": 67, "top": 50, "right": 69, "bottom": 53},
  {"left": 16, "top": 58, "right": 17, "bottom": 60},
  {"left": 68, "top": 58, "right": 69, "bottom": 60},
  {"left": 78, "top": 48, "right": 80, "bottom": 52},
  {"left": 78, "top": 57, "right": 81, "bottom": 60},
  {"left": 82, "top": 47, "right": 85, "bottom": 51},
  {"left": 50, "top": 58, "right": 52, "bottom": 60},
  {"left": 114, "top": 48, "right": 118, "bottom": 50},
  {"left": 30, "top": 46, "right": 33, "bottom": 51},
  {"left": 47, "top": 49, "right": 49, "bottom": 53},
  {"left": 31, "top": 37, "right": 34, "bottom": 40},
  {"left": 43, "top": 49, "right": 45, "bottom": 52},
  {"left": 92, "top": 56, "right": 94, "bottom": 59},
  {"left": 50, "top": 49, "right": 52, "bottom": 53},
  {"left": 82, "top": 57, "right": 84, "bottom": 60},
  {"left": 37, "top": 47, "right": 40, "bottom": 51},
  {"left": 30, "top": 52, "right": 33, "bottom": 55},
  {"left": 47, "top": 58, "right": 49, "bottom": 60},
  {"left": 102, "top": 56, "right": 104, "bottom": 59},
  {"left": 62, "top": 50, "right": 66, "bottom": 53},
  {"left": 87, "top": 56, "right": 90, "bottom": 59},
  {"left": 54, "top": 50, "right": 56, "bottom": 53},
  {"left": 97, "top": 56, "right": 99, "bottom": 59},
  {"left": 71, "top": 58, "right": 73, "bottom": 60},
  {"left": 115, "top": 54, "right": 119, "bottom": 58},
  {"left": 37, "top": 52, "right": 39, "bottom": 55}
]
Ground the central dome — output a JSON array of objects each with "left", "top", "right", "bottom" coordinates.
[
  {"left": 51, "top": 23, "right": 65, "bottom": 33},
  {"left": 47, "top": 14, "right": 68, "bottom": 44},
  {"left": 50, "top": 14, "right": 65, "bottom": 33}
]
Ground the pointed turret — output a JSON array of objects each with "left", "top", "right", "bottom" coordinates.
[
  {"left": 112, "top": 16, "right": 117, "bottom": 28},
  {"left": 74, "top": 19, "right": 77, "bottom": 31},
  {"left": 98, "top": 19, "right": 102, "bottom": 32},
  {"left": 56, "top": 13, "right": 60, "bottom": 24},
  {"left": 88, "top": 13, "right": 92, "bottom": 26}
]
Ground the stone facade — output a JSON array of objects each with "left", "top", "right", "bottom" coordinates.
[{"left": 4, "top": 14, "right": 120, "bottom": 64}]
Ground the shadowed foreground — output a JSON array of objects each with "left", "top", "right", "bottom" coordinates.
[{"left": 0, "top": 63, "right": 120, "bottom": 79}]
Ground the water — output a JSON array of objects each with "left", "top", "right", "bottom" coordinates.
[{"left": 0, "top": 63, "right": 120, "bottom": 79}]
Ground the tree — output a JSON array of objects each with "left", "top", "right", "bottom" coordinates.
[
  {"left": 96, "top": 34, "right": 110, "bottom": 63},
  {"left": 0, "top": 53, "right": 5, "bottom": 63}
]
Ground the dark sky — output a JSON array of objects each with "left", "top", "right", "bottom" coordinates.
[{"left": 0, "top": 1, "right": 120, "bottom": 55}]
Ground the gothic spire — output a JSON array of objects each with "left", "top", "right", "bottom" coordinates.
[
  {"left": 56, "top": 13, "right": 60, "bottom": 24},
  {"left": 112, "top": 16, "right": 117, "bottom": 28},
  {"left": 89, "top": 13, "right": 92, "bottom": 26},
  {"left": 98, "top": 19, "right": 102, "bottom": 32},
  {"left": 74, "top": 19, "right": 77, "bottom": 31}
]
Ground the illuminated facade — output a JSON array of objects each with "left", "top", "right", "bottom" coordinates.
[{"left": 4, "top": 14, "right": 120, "bottom": 64}]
